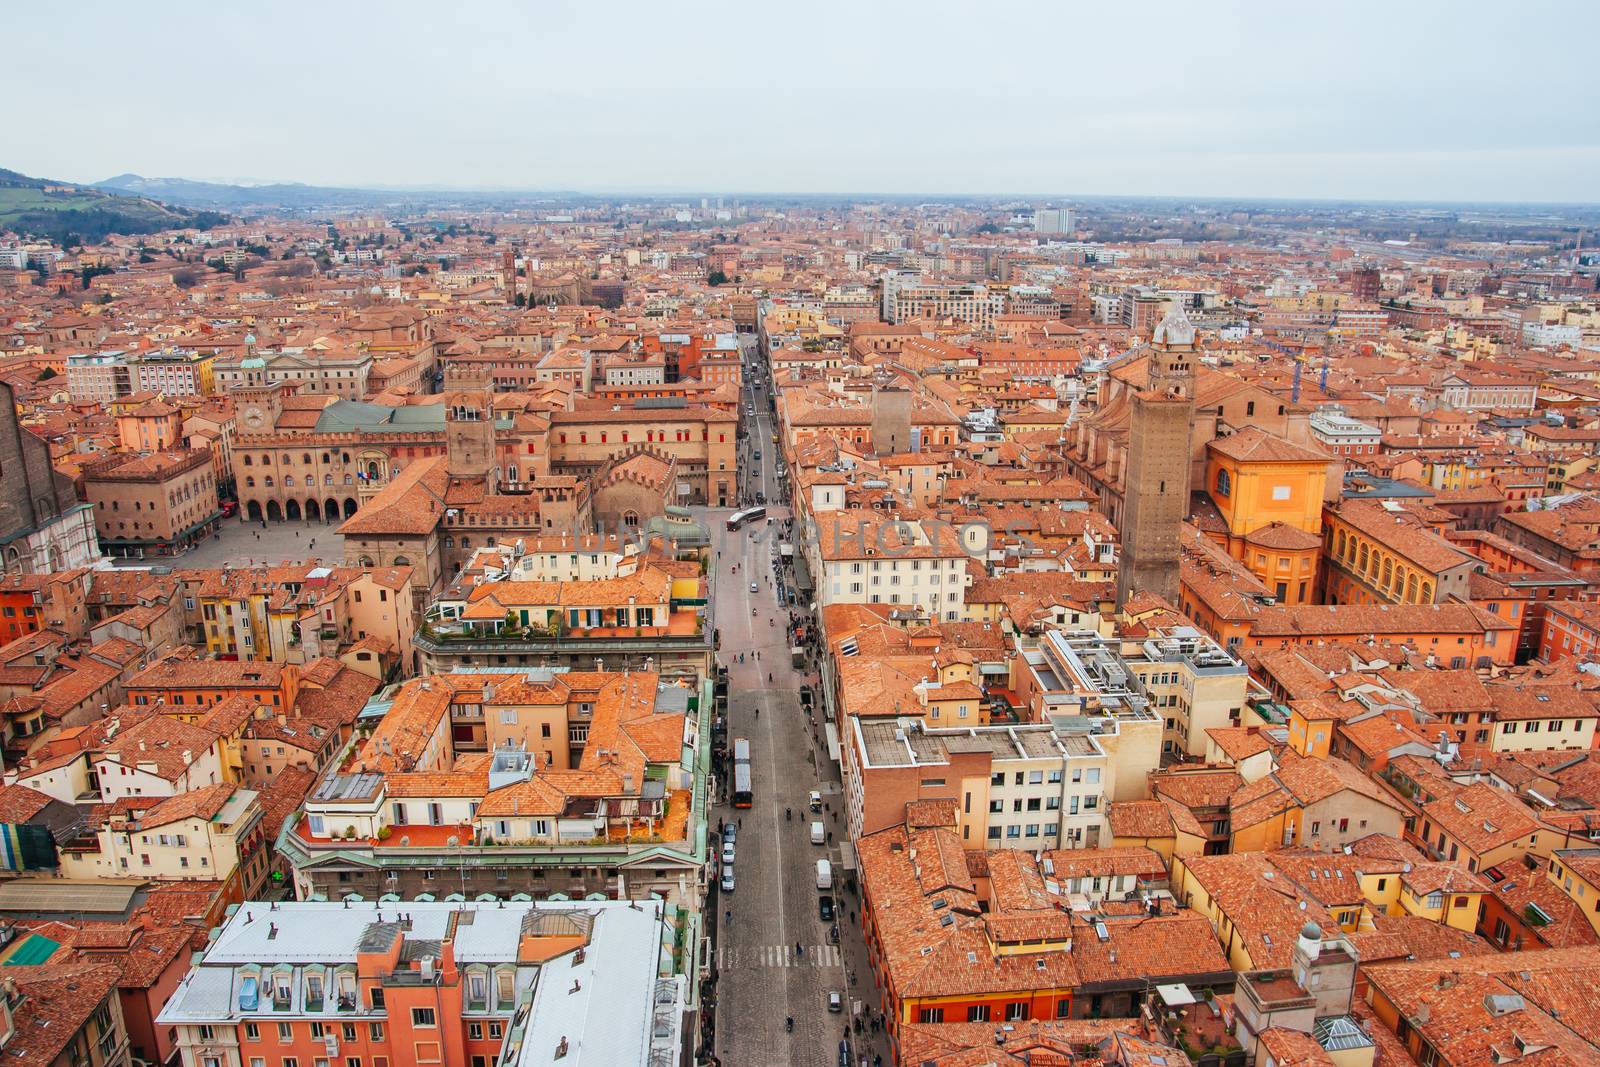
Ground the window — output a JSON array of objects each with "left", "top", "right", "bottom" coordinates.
[
  {"left": 917, "top": 1007, "right": 944, "bottom": 1023},
  {"left": 967, "top": 1004, "right": 991, "bottom": 1022},
  {"left": 1005, "top": 1001, "right": 1028, "bottom": 1021}
]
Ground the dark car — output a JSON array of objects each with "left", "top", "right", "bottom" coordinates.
[{"left": 819, "top": 893, "right": 835, "bottom": 921}]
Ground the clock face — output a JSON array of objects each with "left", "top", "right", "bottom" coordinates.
[{"left": 244, "top": 408, "right": 264, "bottom": 430}]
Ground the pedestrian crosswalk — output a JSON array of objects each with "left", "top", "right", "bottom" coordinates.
[{"left": 717, "top": 943, "right": 843, "bottom": 969}]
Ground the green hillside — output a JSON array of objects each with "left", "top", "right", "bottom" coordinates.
[{"left": 0, "top": 168, "right": 226, "bottom": 243}]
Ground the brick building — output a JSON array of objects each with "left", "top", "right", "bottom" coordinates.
[{"left": 82, "top": 448, "right": 219, "bottom": 558}]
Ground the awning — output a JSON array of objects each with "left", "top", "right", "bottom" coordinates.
[{"left": 1156, "top": 983, "right": 1196, "bottom": 1006}]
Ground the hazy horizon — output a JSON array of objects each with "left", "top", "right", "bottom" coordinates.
[{"left": 13, "top": 0, "right": 1599, "bottom": 203}]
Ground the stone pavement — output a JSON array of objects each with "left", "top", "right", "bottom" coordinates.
[{"left": 107, "top": 512, "right": 345, "bottom": 570}]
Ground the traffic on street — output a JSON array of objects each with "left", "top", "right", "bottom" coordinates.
[{"left": 702, "top": 335, "right": 889, "bottom": 1067}]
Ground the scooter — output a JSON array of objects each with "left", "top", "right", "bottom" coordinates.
[{"left": 785, "top": 1017, "right": 793, "bottom": 1033}]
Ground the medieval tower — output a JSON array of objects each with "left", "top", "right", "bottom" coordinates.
[
  {"left": 445, "top": 371, "right": 497, "bottom": 491},
  {"left": 1116, "top": 302, "right": 1197, "bottom": 612}
]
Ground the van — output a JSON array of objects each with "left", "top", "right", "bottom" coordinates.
[
  {"left": 816, "top": 859, "right": 833, "bottom": 890},
  {"left": 810, "top": 821, "right": 825, "bottom": 845}
]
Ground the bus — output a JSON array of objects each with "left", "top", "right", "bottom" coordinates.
[
  {"left": 726, "top": 506, "right": 766, "bottom": 531},
  {"left": 732, "top": 736, "right": 752, "bottom": 808}
]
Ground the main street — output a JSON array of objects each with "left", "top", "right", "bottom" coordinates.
[{"left": 704, "top": 337, "right": 886, "bottom": 1067}]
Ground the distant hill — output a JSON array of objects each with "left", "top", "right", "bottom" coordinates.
[
  {"left": 0, "top": 168, "right": 226, "bottom": 243},
  {"left": 95, "top": 173, "right": 586, "bottom": 213},
  {"left": 96, "top": 173, "right": 390, "bottom": 211}
]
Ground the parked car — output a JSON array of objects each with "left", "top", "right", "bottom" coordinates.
[
  {"left": 827, "top": 991, "right": 843, "bottom": 1013},
  {"left": 721, "top": 867, "right": 735, "bottom": 892},
  {"left": 819, "top": 894, "right": 834, "bottom": 921},
  {"left": 721, "top": 841, "right": 736, "bottom": 866}
]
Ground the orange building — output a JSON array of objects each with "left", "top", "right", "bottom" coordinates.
[
  {"left": 1201, "top": 426, "right": 1330, "bottom": 604},
  {"left": 1246, "top": 602, "right": 1517, "bottom": 667},
  {"left": 125, "top": 653, "right": 298, "bottom": 711},
  {"left": 1539, "top": 600, "right": 1600, "bottom": 664}
]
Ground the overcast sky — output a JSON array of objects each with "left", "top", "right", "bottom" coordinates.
[{"left": 10, "top": 0, "right": 1598, "bottom": 202}]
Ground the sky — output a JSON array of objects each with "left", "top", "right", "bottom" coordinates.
[{"left": 10, "top": 0, "right": 1599, "bottom": 202}]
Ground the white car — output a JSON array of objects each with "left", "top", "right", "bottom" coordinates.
[
  {"left": 721, "top": 841, "right": 736, "bottom": 866},
  {"left": 721, "top": 867, "right": 735, "bottom": 892},
  {"left": 750, "top": 582, "right": 758, "bottom": 593}
]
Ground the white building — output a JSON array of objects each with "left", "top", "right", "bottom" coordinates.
[
  {"left": 1033, "top": 208, "right": 1075, "bottom": 235},
  {"left": 158, "top": 899, "right": 689, "bottom": 1067}
]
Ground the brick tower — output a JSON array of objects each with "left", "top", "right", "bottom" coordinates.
[
  {"left": 1116, "top": 302, "right": 1197, "bottom": 612},
  {"left": 446, "top": 373, "right": 497, "bottom": 492}
]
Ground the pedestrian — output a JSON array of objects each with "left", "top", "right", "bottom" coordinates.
[{"left": 724, "top": 909, "right": 731, "bottom": 924}]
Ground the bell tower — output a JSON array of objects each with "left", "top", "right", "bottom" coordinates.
[{"left": 1116, "top": 302, "right": 1197, "bottom": 612}]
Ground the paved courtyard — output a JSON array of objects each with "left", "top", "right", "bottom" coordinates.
[{"left": 107, "top": 513, "right": 346, "bottom": 570}]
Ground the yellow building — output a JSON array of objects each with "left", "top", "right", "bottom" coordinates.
[
  {"left": 1204, "top": 427, "right": 1329, "bottom": 604},
  {"left": 1547, "top": 849, "right": 1600, "bottom": 936},
  {"left": 1395, "top": 866, "right": 1487, "bottom": 932},
  {"left": 59, "top": 783, "right": 268, "bottom": 899}
]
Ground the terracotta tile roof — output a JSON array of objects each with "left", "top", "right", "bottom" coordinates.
[
  {"left": 101, "top": 715, "right": 222, "bottom": 781},
  {"left": 1151, "top": 769, "right": 1243, "bottom": 810},
  {"left": 1486, "top": 858, "right": 1600, "bottom": 949},
  {"left": 858, "top": 822, "right": 1083, "bottom": 1001},
  {"left": 1206, "top": 726, "right": 1273, "bottom": 762},
  {"left": 137, "top": 782, "right": 239, "bottom": 830},
  {"left": 1107, "top": 800, "right": 1174, "bottom": 840},
  {"left": 1363, "top": 948, "right": 1600, "bottom": 1066},
  {"left": 2, "top": 962, "right": 123, "bottom": 1064},
  {"left": 1178, "top": 853, "right": 1339, "bottom": 968},
  {"left": 1071, "top": 910, "right": 1232, "bottom": 987},
  {"left": 0, "top": 784, "right": 56, "bottom": 822},
  {"left": 896, "top": 1018, "right": 1181, "bottom": 1067},
  {"left": 1272, "top": 751, "right": 1404, "bottom": 811},
  {"left": 1251, "top": 601, "right": 1514, "bottom": 638},
  {"left": 1417, "top": 780, "right": 1541, "bottom": 857},
  {"left": 1207, "top": 425, "right": 1329, "bottom": 464}
]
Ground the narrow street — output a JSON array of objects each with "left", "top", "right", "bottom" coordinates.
[{"left": 704, "top": 338, "right": 888, "bottom": 1067}]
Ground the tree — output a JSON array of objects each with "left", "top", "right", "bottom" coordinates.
[
  {"left": 79, "top": 265, "right": 114, "bottom": 289},
  {"left": 37, "top": 367, "right": 56, "bottom": 381},
  {"left": 172, "top": 268, "right": 200, "bottom": 289},
  {"left": 707, "top": 270, "right": 728, "bottom": 286}
]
